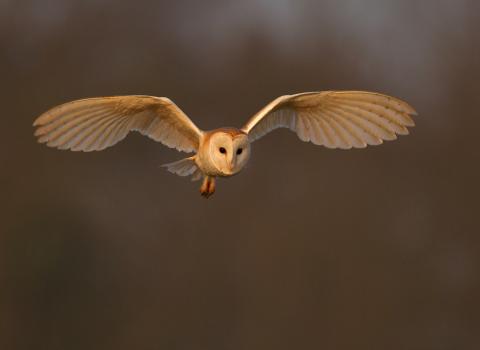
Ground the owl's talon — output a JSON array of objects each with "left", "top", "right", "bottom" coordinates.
[{"left": 200, "top": 176, "right": 215, "bottom": 198}]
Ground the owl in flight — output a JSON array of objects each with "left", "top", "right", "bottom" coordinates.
[{"left": 33, "top": 91, "right": 417, "bottom": 198}]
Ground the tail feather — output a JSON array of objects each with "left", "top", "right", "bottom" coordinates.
[
  {"left": 161, "top": 156, "right": 203, "bottom": 181},
  {"left": 191, "top": 168, "right": 203, "bottom": 182}
]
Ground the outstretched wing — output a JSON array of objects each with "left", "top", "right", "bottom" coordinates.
[
  {"left": 241, "top": 91, "right": 417, "bottom": 149},
  {"left": 33, "top": 95, "right": 203, "bottom": 153}
]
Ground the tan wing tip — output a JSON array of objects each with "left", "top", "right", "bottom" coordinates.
[
  {"left": 401, "top": 101, "right": 418, "bottom": 118},
  {"left": 33, "top": 127, "right": 45, "bottom": 137},
  {"left": 36, "top": 137, "right": 47, "bottom": 145},
  {"left": 33, "top": 133, "right": 91, "bottom": 152},
  {"left": 33, "top": 105, "right": 64, "bottom": 126},
  {"left": 333, "top": 90, "right": 419, "bottom": 115},
  {"left": 33, "top": 114, "right": 47, "bottom": 127},
  {"left": 402, "top": 112, "right": 416, "bottom": 127},
  {"left": 396, "top": 127, "right": 410, "bottom": 136}
]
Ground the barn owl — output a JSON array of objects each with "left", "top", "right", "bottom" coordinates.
[{"left": 33, "top": 91, "right": 417, "bottom": 198}]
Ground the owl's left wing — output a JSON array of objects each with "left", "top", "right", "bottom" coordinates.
[{"left": 241, "top": 91, "right": 417, "bottom": 149}]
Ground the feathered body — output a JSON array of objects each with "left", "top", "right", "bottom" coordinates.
[{"left": 33, "top": 91, "right": 417, "bottom": 197}]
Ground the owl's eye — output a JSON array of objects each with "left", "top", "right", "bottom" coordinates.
[
  {"left": 219, "top": 147, "right": 226, "bottom": 154},
  {"left": 236, "top": 148, "right": 243, "bottom": 155}
]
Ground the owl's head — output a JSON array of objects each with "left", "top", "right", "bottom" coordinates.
[{"left": 208, "top": 129, "right": 250, "bottom": 176}]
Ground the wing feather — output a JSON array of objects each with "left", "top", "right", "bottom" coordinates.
[
  {"left": 326, "top": 104, "right": 396, "bottom": 141},
  {"left": 48, "top": 112, "right": 116, "bottom": 148},
  {"left": 61, "top": 112, "right": 119, "bottom": 151},
  {"left": 317, "top": 114, "right": 338, "bottom": 148},
  {"left": 59, "top": 113, "right": 119, "bottom": 150},
  {"left": 323, "top": 106, "right": 383, "bottom": 146},
  {"left": 327, "top": 91, "right": 417, "bottom": 115},
  {"left": 33, "top": 95, "right": 203, "bottom": 153},
  {"left": 94, "top": 115, "right": 128, "bottom": 151},
  {"left": 322, "top": 109, "right": 366, "bottom": 148},
  {"left": 242, "top": 91, "right": 416, "bottom": 149},
  {"left": 326, "top": 115, "right": 353, "bottom": 149},
  {"left": 99, "top": 116, "right": 131, "bottom": 150},
  {"left": 329, "top": 99, "right": 414, "bottom": 127},
  {"left": 303, "top": 112, "right": 321, "bottom": 145},
  {"left": 37, "top": 109, "right": 109, "bottom": 143},
  {"left": 295, "top": 113, "right": 310, "bottom": 142},
  {"left": 308, "top": 115, "right": 327, "bottom": 146}
]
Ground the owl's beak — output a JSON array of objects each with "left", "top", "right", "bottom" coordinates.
[{"left": 228, "top": 157, "right": 236, "bottom": 173}]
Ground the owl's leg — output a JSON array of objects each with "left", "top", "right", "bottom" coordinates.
[
  {"left": 207, "top": 178, "right": 216, "bottom": 197},
  {"left": 200, "top": 176, "right": 216, "bottom": 198}
]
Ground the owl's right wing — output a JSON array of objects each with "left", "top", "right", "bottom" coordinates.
[
  {"left": 241, "top": 91, "right": 417, "bottom": 149},
  {"left": 33, "top": 95, "right": 203, "bottom": 153}
]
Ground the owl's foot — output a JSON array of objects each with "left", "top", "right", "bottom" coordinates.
[{"left": 200, "top": 176, "right": 216, "bottom": 198}]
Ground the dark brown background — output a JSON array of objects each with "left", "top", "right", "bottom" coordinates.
[{"left": 1, "top": 1, "right": 479, "bottom": 349}]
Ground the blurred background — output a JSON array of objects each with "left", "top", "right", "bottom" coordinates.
[{"left": 1, "top": 0, "right": 479, "bottom": 349}]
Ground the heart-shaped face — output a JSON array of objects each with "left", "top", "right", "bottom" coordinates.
[{"left": 208, "top": 130, "right": 251, "bottom": 176}]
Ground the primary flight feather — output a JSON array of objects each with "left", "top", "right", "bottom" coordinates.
[{"left": 33, "top": 91, "right": 417, "bottom": 197}]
